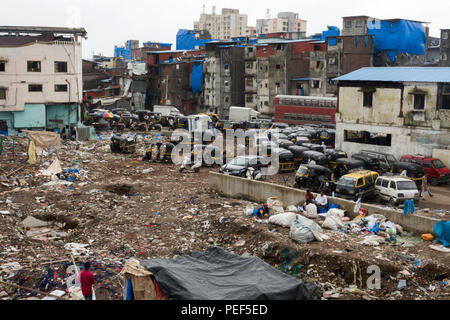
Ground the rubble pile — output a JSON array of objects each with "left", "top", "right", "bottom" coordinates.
[{"left": 0, "top": 133, "right": 449, "bottom": 300}]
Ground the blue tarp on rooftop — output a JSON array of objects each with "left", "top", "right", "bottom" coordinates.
[
  {"left": 368, "top": 20, "right": 426, "bottom": 62},
  {"left": 191, "top": 62, "right": 203, "bottom": 94},
  {"left": 177, "top": 29, "right": 214, "bottom": 50}
]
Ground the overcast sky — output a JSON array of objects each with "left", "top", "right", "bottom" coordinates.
[{"left": 2, "top": 0, "right": 449, "bottom": 58}]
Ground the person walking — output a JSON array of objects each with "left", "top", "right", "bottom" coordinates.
[
  {"left": 421, "top": 175, "right": 433, "bottom": 200},
  {"left": 80, "top": 262, "right": 95, "bottom": 300}
]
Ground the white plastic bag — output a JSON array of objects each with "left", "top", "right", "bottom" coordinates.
[
  {"left": 305, "top": 203, "right": 318, "bottom": 219},
  {"left": 269, "top": 212, "right": 297, "bottom": 228},
  {"left": 290, "top": 215, "right": 325, "bottom": 242},
  {"left": 322, "top": 209, "right": 345, "bottom": 231},
  {"left": 290, "top": 221, "right": 315, "bottom": 243},
  {"left": 267, "top": 197, "right": 284, "bottom": 216},
  {"left": 244, "top": 206, "right": 254, "bottom": 216},
  {"left": 361, "top": 235, "right": 386, "bottom": 246}
]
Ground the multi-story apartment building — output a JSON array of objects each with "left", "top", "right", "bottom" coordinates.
[
  {"left": 257, "top": 12, "right": 307, "bottom": 37},
  {"left": 203, "top": 42, "right": 245, "bottom": 118},
  {"left": 194, "top": 8, "right": 248, "bottom": 40},
  {"left": 0, "top": 26, "right": 87, "bottom": 135},
  {"left": 439, "top": 29, "right": 450, "bottom": 66}
]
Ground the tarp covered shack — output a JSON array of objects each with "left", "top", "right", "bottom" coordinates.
[{"left": 121, "top": 246, "right": 320, "bottom": 300}]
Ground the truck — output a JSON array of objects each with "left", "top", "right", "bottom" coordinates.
[
  {"left": 229, "top": 107, "right": 260, "bottom": 122},
  {"left": 153, "top": 105, "right": 183, "bottom": 117}
]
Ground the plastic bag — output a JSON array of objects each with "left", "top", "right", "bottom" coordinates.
[
  {"left": 267, "top": 197, "right": 284, "bottom": 216},
  {"left": 269, "top": 212, "right": 297, "bottom": 228},
  {"left": 291, "top": 215, "right": 325, "bottom": 242},
  {"left": 322, "top": 209, "right": 345, "bottom": 231},
  {"left": 290, "top": 221, "right": 315, "bottom": 243},
  {"left": 305, "top": 203, "right": 318, "bottom": 219},
  {"left": 244, "top": 206, "right": 254, "bottom": 216}
]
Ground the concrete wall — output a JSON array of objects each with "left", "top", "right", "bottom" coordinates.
[
  {"left": 433, "top": 149, "right": 450, "bottom": 168},
  {"left": 335, "top": 121, "right": 450, "bottom": 159},
  {"left": 209, "top": 172, "right": 440, "bottom": 234},
  {"left": 338, "top": 86, "right": 404, "bottom": 126}
]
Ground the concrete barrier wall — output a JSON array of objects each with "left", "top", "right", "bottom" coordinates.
[{"left": 209, "top": 172, "right": 440, "bottom": 235}]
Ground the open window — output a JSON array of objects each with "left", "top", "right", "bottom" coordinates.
[
  {"left": 55, "top": 84, "right": 68, "bottom": 92},
  {"left": 27, "top": 61, "right": 41, "bottom": 72},
  {"left": 0, "top": 61, "right": 5, "bottom": 72},
  {"left": 0, "top": 88, "right": 6, "bottom": 100},
  {"left": 413, "top": 94, "right": 425, "bottom": 110},
  {"left": 28, "top": 84, "right": 43, "bottom": 92},
  {"left": 363, "top": 92, "right": 373, "bottom": 107},
  {"left": 55, "top": 61, "right": 68, "bottom": 73}
]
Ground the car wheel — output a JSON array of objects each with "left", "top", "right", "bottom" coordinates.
[{"left": 429, "top": 177, "right": 438, "bottom": 186}]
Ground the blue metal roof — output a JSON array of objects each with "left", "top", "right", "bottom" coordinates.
[{"left": 334, "top": 67, "right": 450, "bottom": 83}]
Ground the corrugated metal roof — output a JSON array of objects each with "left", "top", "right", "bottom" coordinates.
[{"left": 334, "top": 67, "right": 450, "bottom": 83}]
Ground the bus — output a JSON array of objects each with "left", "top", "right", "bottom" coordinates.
[{"left": 274, "top": 95, "right": 337, "bottom": 126}]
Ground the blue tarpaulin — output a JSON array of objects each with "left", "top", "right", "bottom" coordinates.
[
  {"left": 434, "top": 221, "right": 450, "bottom": 248},
  {"left": 177, "top": 29, "right": 214, "bottom": 50},
  {"left": 191, "top": 63, "right": 203, "bottom": 94},
  {"left": 368, "top": 20, "right": 426, "bottom": 62}
]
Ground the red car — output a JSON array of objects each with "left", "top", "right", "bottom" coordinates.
[{"left": 400, "top": 155, "right": 450, "bottom": 186}]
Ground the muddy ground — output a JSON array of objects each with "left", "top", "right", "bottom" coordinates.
[{"left": 0, "top": 134, "right": 449, "bottom": 300}]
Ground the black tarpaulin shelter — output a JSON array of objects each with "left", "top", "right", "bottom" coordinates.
[{"left": 139, "top": 246, "right": 320, "bottom": 300}]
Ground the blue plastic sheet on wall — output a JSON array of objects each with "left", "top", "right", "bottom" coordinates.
[
  {"left": 368, "top": 20, "right": 426, "bottom": 62},
  {"left": 191, "top": 63, "right": 203, "bottom": 94}
]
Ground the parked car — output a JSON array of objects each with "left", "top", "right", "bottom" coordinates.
[
  {"left": 400, "top": 155, "right": 450, "bottom": 185},
  {"left": 391, "top": 162, "right": 426, "bottom": 189},
  {"left": 333, "top": 158, "right": 366, "bottom": 180},
  {"left": 334, "top": 170, "right": 380, "bottom": 201},
  {"left": 220, "top": 156, "right": 266, "bottom": 177},
  {"left": 360, "top": 150, "right": 397, "bottom": 172},
  {"left": 375, "top": 176, "right": 420, "bottom": 206},
  {"left": 352, "top": 154, "right": 381, "bottom": 173}
]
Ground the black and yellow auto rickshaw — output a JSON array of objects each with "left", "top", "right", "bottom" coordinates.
[
  {"left": 299, "top": 143, "right": 324, "bottom": 153},
  {"left": 392, "top": 162, "right": 425, "bottom": 189},
  {"left": 287, "top": 145, "right": 310, "bottom": 167},
  {"left": 143, "top": 142, "right": 176, "bottom": 164},
  {"left": 319, "top": 129, "right": 336, "bottom": 146},
  {"left": 110, "top": 134, "right": 137, "bottom": 154},
  {"left": 268, "top": 148, "right": 296, "bottom": 173},
  {"left": 302, "top": 151, "right": 328, "bottom": 166},
  {"left": 294, "top": 136, "right": 310, "bottom": 146},
  {"left": 278, "top": 139, "right": 294, "bottom": 149},
  {"left": 293, "top": 164, "right": 333, "bottom": 193},
  {"left": 191, "top": 144, "right": 222, "bottom": 167},
  {"left": 334, "top": 158, "right": 365, "bottom": 180},
  {"left": 325, "top": 149, "right": 348, "bottom": 169}
]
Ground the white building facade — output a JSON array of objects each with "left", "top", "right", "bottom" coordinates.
[
  {"left": 0, "top": 27, "right": 86, "bottom": 134},
  {"left": 194, "top": 8, "right": 248, "bottom": 40}
]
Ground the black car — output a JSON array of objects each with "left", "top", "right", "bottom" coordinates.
[
  {"left": 220, "top": 156, "right": 266, "bottom": 177},
  {"left": 352, "top": 154, "right": 381, "bottom": 172},
  {"left": 392, "top": 162, "right": 425, "bottom": 188}
]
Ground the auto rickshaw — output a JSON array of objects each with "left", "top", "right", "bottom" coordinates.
[
  {"left": 319, "top": 129, "right": 336, "bottom": 146},
  {"left": 143, "top": 142, "right": 175, "bottom": 164},
  {"left": 278, "top": 139, "right": 294, "bottom": 149},
  {"left": 294, "top": 136, "right": 310, "bottom": 146},
  {"left": 325, "top": 149, "right": 348, "bottom": 169},
  {"left": 110, "top": 134, "right": 137, "bottom": 154},
  {"left": 334, "top": 158, "right": 365, "bottom": 180},
  {"left": 191, "top": 144, "right": 222, "bottom": 167},
  {"left": 293, "top": 164, "right": 333, "bottom": 193},
  {"left": 392, "top": 162, "right": 425, "bottom": 189},
  {"left": 275, "top": 148, "right": 296, "bottom": 173},
  {"left": 299, "top": 143, "right": 324, "bottom": 153},
  {"left": 287, "top": 146, "right": 310, "bottom": 167},
  {"left": 301, "top": 151, "right": 328, "bottom": 166}
]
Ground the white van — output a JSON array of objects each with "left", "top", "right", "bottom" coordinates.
[{"left": 375, "top": 176, "right": 420, "bottom": 206}]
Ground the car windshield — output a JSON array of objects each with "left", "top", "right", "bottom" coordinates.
[
  {"left": 297, "top": 167, "right": 308, "bottom": 175},
  {"left": 433, "top": 160, "right": 446, "bottom": 169},
  {"left": 397, "top": 181, "right": 417, "bottom": 190},
  {"left": 229, "top": 157, "right": 249, "bottom": 167},
  {"left": 338, "top": 177, "right": 356, "bottom": 187}
]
